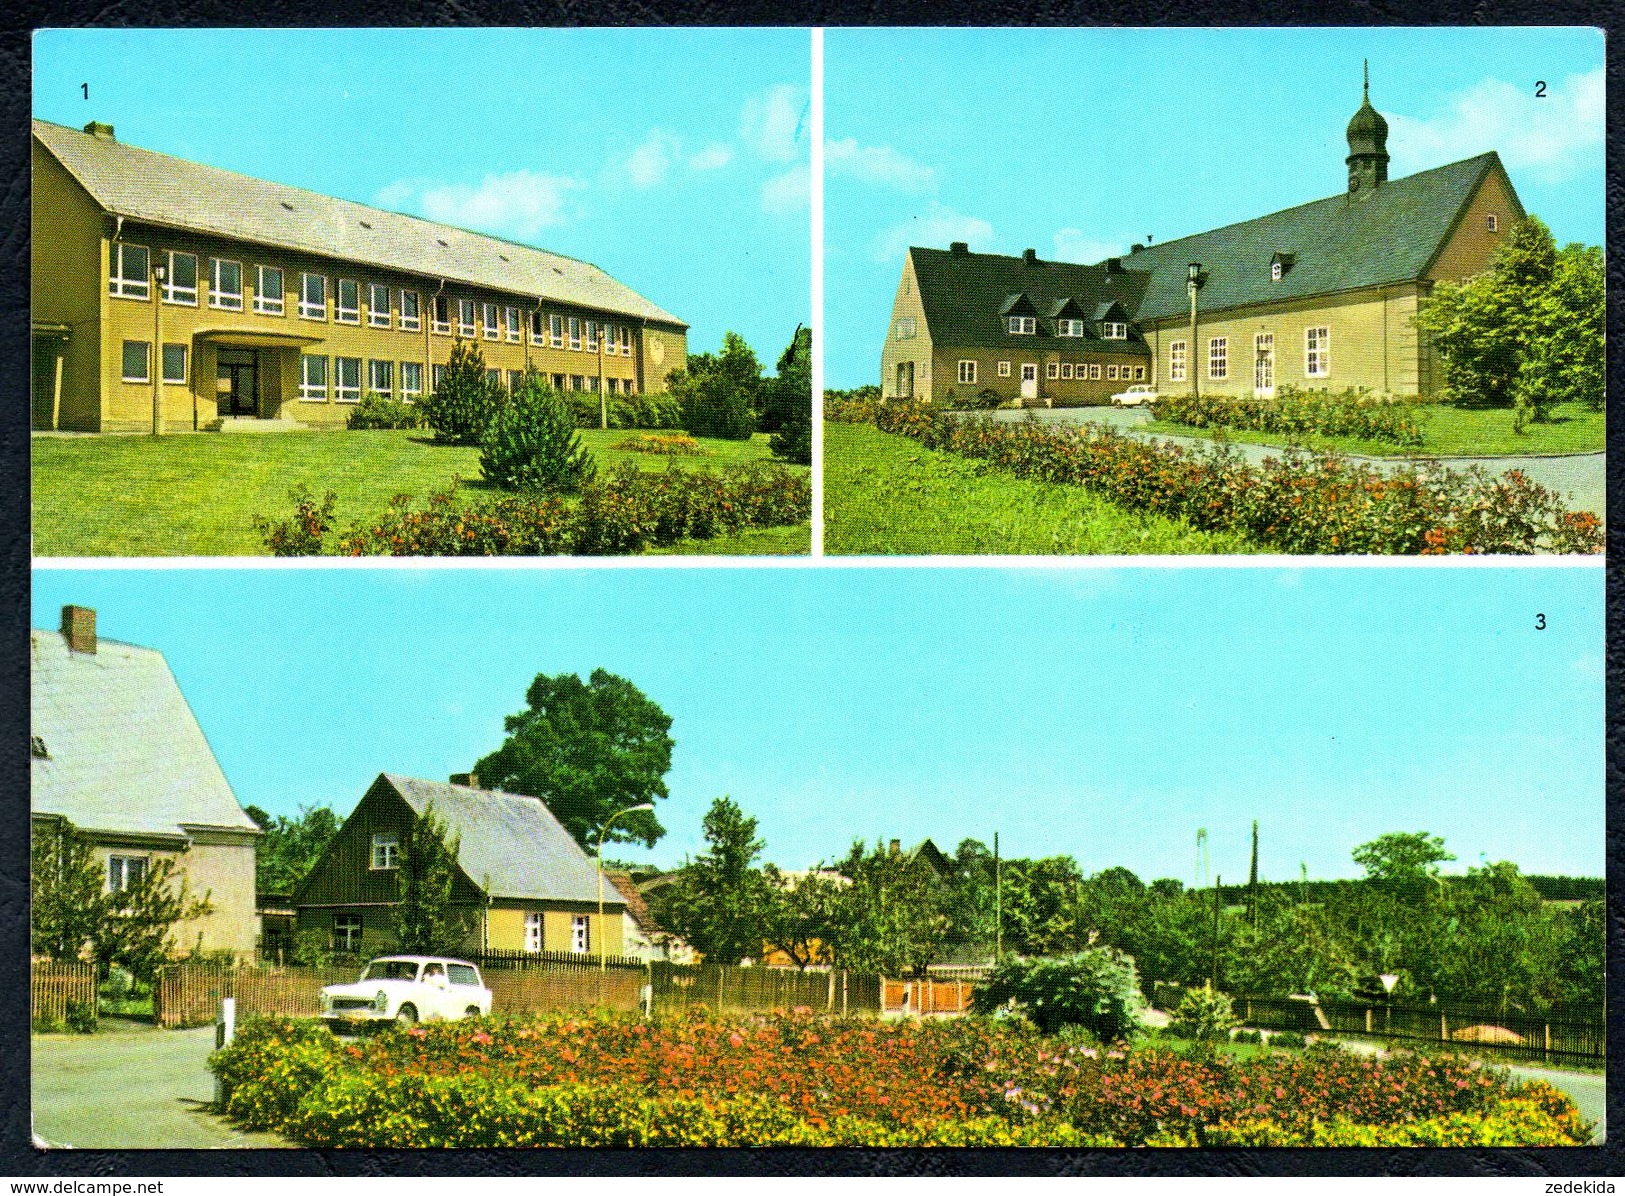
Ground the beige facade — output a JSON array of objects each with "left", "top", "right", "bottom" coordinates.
[{"left": 81, "top": 830, "right": 260, "bottom": 956}]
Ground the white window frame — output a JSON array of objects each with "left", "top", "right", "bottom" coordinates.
[
  {"left": 620, "top": 326, "right": 632, "bottom": 356},
  {"left": 571, "top": 375, "right": 585, "bottom": 392},
  {"left": 333, "top": 914, "right": 362, "bottom": 953},
  {"left": 254, "top": 265, "right": 284, "bottom": 315},
  {"left": 1134, "top": 366, "right": 1146, "bottom": 381},
  {"left": 107, "top": 854, "right": 148, "bottom": 894},
  {"left": 482, "top": 302, "right": 500, "bottom": 341},
  {"left": 400, "top": 361, "right": 423, "bottom": 399},
  {"left": 432, "top": 363, "right": 447, "bottom": 390},
  {"left": 399, "top": 290, "right": 421, "bottom": 332},
  {"left": 162, "top": 343, "right": 188, "bottom": 384},
  {"left": 1057, "top": 318, "right": 1085, "bottom": 338},
  {"left": 121, "top": 340, "right": 150, "bottom": 383},
  {"left": 368, "top": 359, "right": 393, "bottom": 398},
  {"left": 997, "top": 360, "right": 1011, "bottom": 377},
  {"left": 1305, "top": 327, "right": 1330, "bottom": 378},
  {"left": 569, "top": 317, "right": 582, "bottom": 351},
  {"left": 299, "top": 355, "right": 328, "bottom": 401},
  {"left": 1061, "top": 363, "right": 1073, "bottom": 380},
  {"left": 370, "top": 832, "right": 400, "bottom": 870},
  {"left": 1107, "top": 364, "right": 1119, "bottom": 382},
  {"left": 586, "top": 321, "right": 599, "bottom": 352},
  {"left": 1046, "top": 361, "right": 1060, "bottom": 380},
  {"left": 1487, "top": 214, "right": 1499, "bottom": 232},
  {"left": 162, "top": 250, "right": 199, "bottom": 306},
  {"left": 1007, "top": 315, "right": 1036, "bottom": 335},
  {"left": 530, "top": 311, "right": 546, "bottom": 345},
  {"left": 334, "top": 356, "right": 362, "bottom": 403},
  {"left": 486, "top": 368, "right": 503, "bottom": 389},
  {"left": 209, "top": 258, "right": 243, "bottom": 311},
  {"left": 335, "top": 278, "right": 360, "bottom": 325},
  {"left": 571, "top": 915, "right": 590, "bottom": 954},
  {"left": 1208, "top": 337, "right": 1229, "bottom": 381},
  {"left": 624, "top": 377, "right": 636, "bottom": 396},
  {"left": 109, "top": 242, "right": 151, "bottom": 299},
  {"left": 1271, "top": 261, "right": 1284, "bottom": 282},
  {"left": 368, "top": 283, "right": 391, "bottom": 328},
  {"left": 458, "top": 299, "right": 477, "bottom": 339},
  {"left": 1168, "top": 340, "right": 1188, "bottom": 383},
  {"left": 551, "top": 314, "right": 565, "bottom": 348},
  {"left": 299, "top": 273, "right": 327, "bottom": 321},
  {"left": 432, "top": 296, "right": 451, "bottom": 336},
  {"left": 507, "top": 369, "right": 523, "bottom": 391},
  {"left": 1254, "top": 332, "right": 1276, "bottom": 392},
  {"left": 505, "top": 306, "right": 521, "bottom": 343},
  {"left": 957, "top": 359, "right": 977, "bottom": 384},
  {"left": 894, "top": 316, "right": 916, "bottom": 341},
  {"left": 524, "top": 912, "right": 543, "bottom": 953},
  {"left": 1103, "top": 321, "right": 1127, "bottom": 340}
]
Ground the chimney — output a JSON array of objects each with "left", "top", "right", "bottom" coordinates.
[
  {"left": 889, "top": 838, "right": 901, "bottom": 856},
  {"left": 949, "top": 241, "right": 969, "bottom": 255},
  {"left": 1106, "top": 257, "right": 1124, "bottom": 273},
  {"left": 1021, "top": 248, "right": 1038, "bottom": 264},
  {"left": 450, "top": 772, "right": 478, "bottom": 788},
  {"left": 83, "top": 122, "right": 115, "bottom": 141},
  {"left": 60, "top": 605, "right": 96, "bottom": 654},
  {"left": 1130, "top": 243, "right": 1144, "bottom": 254}
]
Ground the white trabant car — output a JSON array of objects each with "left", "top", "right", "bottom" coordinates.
[
  {"left": 320, "top": 955, "right": 493, "bottom": 1028},
  {"left": 1109, "top": 384, "right": 1159, "bottom": 407}
]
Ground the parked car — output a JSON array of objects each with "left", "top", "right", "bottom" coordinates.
[
  {"left": 1109, "top": 384, "right": 1158, "bottom": 407},
  {"left": 319, "top": 955, "right": 492, "bottom": 1028}
]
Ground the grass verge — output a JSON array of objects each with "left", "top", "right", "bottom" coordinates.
[
  {"left": 33, "top": 428, "right": 803, "bottom": 556},
  {"left": 824, "top": 422, "right": 1260, "bottom": 555}
]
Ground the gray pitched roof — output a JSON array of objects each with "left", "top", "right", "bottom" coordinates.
[
  {"left": 910, "top": 247, "right": 1152, "bottom": 355},
  {"left": 380, "top": 774, "right": 628, "bottom": 907},
  {"left": 33, "top": 119, "right": 686, "bottom": 328},
  {"left": 1117, "top": 153, "right": 1513, "bottom": 322},
  {"left": 31, "top": 629, "right": 258, "bottom": 838}
]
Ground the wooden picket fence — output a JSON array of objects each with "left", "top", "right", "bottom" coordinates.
[
  {"left": 485, "top": 965, "right": 643, "bottom": 1015},
  {"left": 31, "top": 960, "right": 97, "bottom": 1028},
  {"left": 882, "top": 977, "right": 974, "bottom": 1015},
  {"left": 651, "top": 962, "right": 880, "bottom": 1017}
]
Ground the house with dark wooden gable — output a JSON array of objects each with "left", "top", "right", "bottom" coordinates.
[
  {"left": 293, "top": 773, "right": 629, "bottom": 959},
  {"left": 882, "top": 73, "right": 1525, "bottom": 407}
]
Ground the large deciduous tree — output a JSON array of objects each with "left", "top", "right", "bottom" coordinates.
[
  {"left": 763, "top": 325, "right": 812, "bottom": 464},
  {"left": 392, "top": 804, "right": 467, "bottom": 956},
  {"left": 245, "top": 803, "right": 340, "bottom": 895},
  {"left": 473, "top": 668, "right": 674, "bottom": 851},
  {"left": 667, "top": 331, "right": 761, "bottom": 440},
  {"left": 651, "top": 796, "right": 772, "bottom": 965}
]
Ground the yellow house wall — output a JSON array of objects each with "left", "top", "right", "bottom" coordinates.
[
  {"left": 1427, "top": 168, "right": 1521, "bottom": 283},
  {"left": 87, "top": 834, "right": 259, "bottom": 956},
  {"left": 1144, "top": 283, "right": 1428, "bottom": 398},
  {"left": 31, "top": 142, "right": 107, "bottom": 430},
  {"left": 483, "top": 902, "right": 626, "bottom": 956},
  {"left": 879, "top": 253, "right": 931, "bottom": 399}
]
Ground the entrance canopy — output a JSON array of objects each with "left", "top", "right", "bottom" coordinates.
[{"left": 195, "top": 329, "right": 323, "bottom": 350}]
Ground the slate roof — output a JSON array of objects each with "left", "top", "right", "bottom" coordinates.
[
  {"left": 31, "top": 629, "right": 259, "bottom": 839},
  {"left": 33, "top": 119, "right": 686, "bottom": 328},
  {"left": 379, "top": 774, "right": 629, "bottom": 907},
  {"left": 1117, "top": 153, "right": 1513, "bottom": 323},
  {"left": 909, "top": 247, "right": 1152, "bottom": 355}
]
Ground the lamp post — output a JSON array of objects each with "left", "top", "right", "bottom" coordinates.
[
  {"left": 597, "top": 803, "right": 655, "bottom": 972},
  {"left": 1379, "top": 972, "right": 1399, "bottom": 1034},
  {"left": 151, "top": 259, "right": 167, "bottom": 436},
  {"left": 1186, "top": 262, "right": 1203, "bottom": 400}
]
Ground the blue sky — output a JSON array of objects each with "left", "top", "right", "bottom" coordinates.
[
  {"left": 825, "top": 27, "right": 1606, "bottom": 387},
  {"left": 32, "top": 565, "right": 1604, "bottom": 882},
  {"left": 33, "top": 28, "right": 812, "bottom": 363}
]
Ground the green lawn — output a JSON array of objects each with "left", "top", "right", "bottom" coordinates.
[
  {"left": 824, "top": 422, "right": 1259, "bottom": 556},
  {"left": 1146, "top": 400, "right": 1604, "bottom": 459},
  {"left": 32, "top": 428, "right": 805, "bottom": 557}
]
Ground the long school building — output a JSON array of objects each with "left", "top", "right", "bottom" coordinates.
[
  {"left": 32, "top": 120, "right": 688, "bottom": 432},
  {"left": 881, "top": 75, "right": 1525, "bottom": 407}
]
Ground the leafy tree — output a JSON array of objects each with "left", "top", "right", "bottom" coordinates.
[
  {"left": 667, "top": 331, "right": 760, "bottom": 440},
  {"left": 245, "top": 803, "right": 340, "bottom": 895},
  {"left": 823, "top": 840, "right": 950, "bottom": 976},
  {"left": 764, "top": 326, "right": 812, "bottom": 464},
  {"left": 1352, "top": 831, "right": 1455, "bottom": 886},
  {"left": 1168, "top": 984, "right": 1238, "bottom": 1042},
  {"left": 473, "top": 669, "right": 674, "bottom": 851},
  {"left": 479, "top": 373, "right": 595, "bottom": 492},
  {"left": 974, "top": 948, "right": 1147, "bottom": 1039},
  {"left": 999, "top": 856, "right": 1087, "bottom": 957},
  {"left": 392, "top": 803, "right": 466, "bottom": 955},
  {"left": 31, "top": 821, "right": 105, "bottom": 963},
  {"left": 759, "top": 863, "right": 844, "bottom": 968},
  {"left": 419, "top": 339, "right": 505, "bottom": 445},
  {"left": 1415, "top": 216, "right": 1602, "bottom": 424},
  {"left": 651, "top": 797, "right": 772, "bottom": 965}
]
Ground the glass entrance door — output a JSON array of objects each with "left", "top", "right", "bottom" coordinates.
[
  {"left": 217, "top": 348, "right": 259, "bottom": 416},
  {"left": 1253, "top": 333, "right": 1275, "bottom": 396}
]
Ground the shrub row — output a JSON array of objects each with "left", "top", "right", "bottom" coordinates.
[
  {"left": 1154, "top": 386, "right": 1425, "bottom": 447},
  {"left": 567, "top": 391, "right": 685, "bottom": 431},
  {"left": 257, "top": 461, "right": 810, "bottom": 557},
  {"left": 867, "top": 399, "right": 1602, "bottom": 555},
  {"left": 346, "top": 396, "right": 426, "bottom": 431},
  {"left": 209, "top": 1009, "right": 1591, "bottom": 1148},
  {"left": 612, "top": 433, "right": 706, "bottom": 456}
]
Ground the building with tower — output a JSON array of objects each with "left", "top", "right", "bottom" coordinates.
[{"left": 880, "top": 70, "right": 1525, "bottom": 406}]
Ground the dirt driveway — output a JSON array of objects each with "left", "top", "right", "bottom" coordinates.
[{"left": 32, "top": 1020, "right": 291, "bottom": 1149}]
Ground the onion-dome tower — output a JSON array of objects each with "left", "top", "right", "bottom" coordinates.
[{"left": 1346, "top": 60, "right": 1390, "bottom": 195}]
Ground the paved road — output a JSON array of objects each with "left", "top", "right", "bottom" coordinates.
[
  {"left": 984, "top": 407, "right": 1605, "bottom": 516},
  {"left": 32, "top": 1020, "right": 291, "bottom": 1149}
]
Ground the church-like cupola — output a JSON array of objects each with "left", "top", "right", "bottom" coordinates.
[{"left": 1345, "top": 60, "right": 1390, "bottom": 196}]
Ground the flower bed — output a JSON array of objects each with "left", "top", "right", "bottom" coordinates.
[
  {"left": 256, "top": 461, "right": 810, "bottom": 557},
  {"left": 856, "top": 400, "right": 1600, "bottom": 555},
  {"left": 1154, "top": 388, "right": 1425, "bottom": 448},
  {"left": 209, "top": 1010, "right": 1589, "bottom": 1147},
  {"left": 612, "top": 433, "right": 707, "bottom": 456}
]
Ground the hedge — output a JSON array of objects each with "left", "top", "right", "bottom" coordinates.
[{"left": 1154, "top": 387, "right": 1425, "bottom": 447}]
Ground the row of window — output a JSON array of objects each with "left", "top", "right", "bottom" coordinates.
[
  {"left": 956, "top": 360, "right": 1148, "bottom": 384},
  {"left": 109, "top": 242, "right": 637, "bottom": 354},
  {"left": 1005, "top": 316, "right": 1129, "bottom": 340},
  {"left": 299, "top": 355, "right": 636, "bottom": 403},
  {"left": 1166, "top": 327, "right": 1330, "bottom": 383},
  {"left": 120, "top": 340, "right": 188, "bottom": 384}
]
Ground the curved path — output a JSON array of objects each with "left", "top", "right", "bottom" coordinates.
[{"left": 985, "top": 408, "right": 1605, "bottom": 516}]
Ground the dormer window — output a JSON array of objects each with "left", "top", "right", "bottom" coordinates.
[
  {"left": 1007, "top": 316, "right": 1036, "bottom": 335},
  {"left": 1057, "top": 319, "right": 1087, "bottom": 338},
  {"left": 1102, "top": 322, "right": 1128, "bottom": 340},
  {"left": 1271, "top": 262, "right": 1283, "bottom": 282},
  {"left": 1270, "top": 252, "right": 1296, "bottom": 281}
]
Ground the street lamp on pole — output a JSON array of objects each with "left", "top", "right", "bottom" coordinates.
[
  {"left": 597, "top": 803, "right": 655, "bottom": 972},
  {"left": 1186, "top": 262, "right": 1204, "bottom": 400}
]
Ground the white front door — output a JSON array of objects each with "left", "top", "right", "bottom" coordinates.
[
  {"left": 1254, "top": 333, "right": 1275, "bottom": 396},
  {"left": 1020, "top": 364, "right": 1038, "bottom": 400}
]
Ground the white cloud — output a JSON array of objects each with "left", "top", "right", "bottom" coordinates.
[
  {"left": 385, "top": 171, "right": 582, "bottom": 239},
  {"left": 741, "top": 83, "right": 806, "bottom": 163},
  {"left": 761, "top": 163, "right": 810, "bottom": 214},
  {"left": 871, "top": 202, "right": 994, "bottom": 261},
  {"left": 825, "top": 138, "right": 935, "bottom": 192},
  {"left": 688, "top": 143, "right": 734, "bottom": 171},
  {"left": 1385, "top": 68, "right": 1604, "bottom": 184},
  {"left": 1052, "top": 229, "right": 1125, "bottom": 264},
  {"left": 623, "top": 129, "right": 682, "bottom": 189}
]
